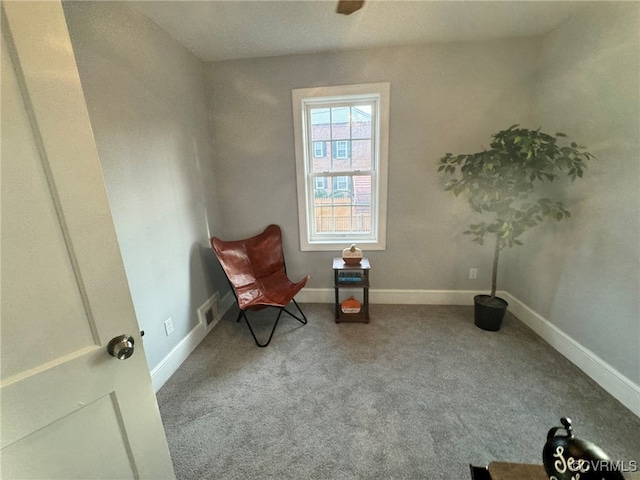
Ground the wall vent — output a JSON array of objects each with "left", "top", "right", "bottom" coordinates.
[{"left": 197, "top": 292, "right": 220, "bottom": 330}]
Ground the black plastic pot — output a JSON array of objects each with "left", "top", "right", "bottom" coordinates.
[{"left": 474, "top": 295, "right": 508, "bottom": 331}]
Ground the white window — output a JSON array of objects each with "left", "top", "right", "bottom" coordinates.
[
  {"left": 314, "top": 177, "right": 328, "bottom": 190},
  {"left": 292, "top": 83, "right": 390, "bottom": 251},
  {"left": 334, "top": 176, "right": 350, "bottom": 192},
  {"left": 313, "top": 141, "right": 326, "bottom": 158},
  {"left": 335, "top": 140, "right": 349, "bottom": 159}
]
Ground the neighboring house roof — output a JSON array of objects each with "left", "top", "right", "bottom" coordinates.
[
  {"left": 353, "top": 176, "right": 371, "bottom": 206},
  {"left": 310, "top": 106, "right": 371, "bottom": 125}
]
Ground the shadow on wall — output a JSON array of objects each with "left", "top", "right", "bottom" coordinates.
[{"left": 189, "top": 242, "right": 230, "bottom": 322}]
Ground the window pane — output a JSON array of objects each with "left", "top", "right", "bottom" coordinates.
[
  {"left": 310, "top": 108, "right": 331, "bottom": 141},
  {"left": 312, "top": 174, "right": 371, "bottom": 235},
  {"left": 330, "top": 158, "right": 351, "bottom": 172},
  {"left": 352, "top": 105, "right": 372, "bottom": 140},
  {"left": 311, "top": 141, "right": 330, "bottom": 173},
  {"left": 351, "top": 139, "right": 371, "bottom": 170},
  {"left": 353, "top": 175, "right": 371, "bottom": 214},
  {"left": 311, "top": 105, "right": 372, "bottom": 173},
  {"left": 331, "top": 107, "right": 351, "bottom": 140}
]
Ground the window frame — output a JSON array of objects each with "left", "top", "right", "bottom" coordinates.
[{"left": 292, "top": 83, "right": 390, "bottom": 251}]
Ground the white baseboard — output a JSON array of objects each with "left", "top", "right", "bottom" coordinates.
[
  {"left": 150, "top": 290, "right": 235, "bottom": 392},
  {"left": 296, "top": 288, "right": 485, "bottom": 305},
  {"left": 151, "top": 287, "right": 640, "bottom": 417},
  {"left": 372, "top": 289, "right": 483, "bottom": 305},
  {"left": 501, "top": 291, "right": 640, "bottom": 418},
  {"left": 150, "top": 321, "right": 208, "bottom": 392}
]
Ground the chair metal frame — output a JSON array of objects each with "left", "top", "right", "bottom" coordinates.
[
  {"left": 211, "top": 225, "right": 309, "bottom": 347},
  {"left": 231, "top": 295, "right": 307, "bottom": 348}
]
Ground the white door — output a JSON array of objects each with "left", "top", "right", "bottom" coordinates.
[{"left": 1, "top": 2, "right": 175, "bottom": 478}]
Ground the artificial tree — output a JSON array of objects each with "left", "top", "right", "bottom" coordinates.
[{"left": 438, "top": 125, "right": 594, "bottom": 328}]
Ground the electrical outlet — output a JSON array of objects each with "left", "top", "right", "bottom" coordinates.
[
  {"left": 469, "top": 268, "right": 478, "bottom": 279},
  {"left": 164, "top": 317, "right": 174, "bottom": 336}
]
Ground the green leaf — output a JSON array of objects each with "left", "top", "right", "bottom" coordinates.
[{"left": 436, "top": 126, "right": 593, "bottom": 247}]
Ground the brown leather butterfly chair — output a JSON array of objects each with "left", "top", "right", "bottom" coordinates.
[{"left": 211, "top": 225, "right": 310, "bottom": 347}]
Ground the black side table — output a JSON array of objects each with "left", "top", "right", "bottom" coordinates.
[{"left": 333, "top": 257, "right": 370, "bottom": 323}]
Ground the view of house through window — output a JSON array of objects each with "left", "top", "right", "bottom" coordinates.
[
  {"left": 310, "top": 104, "right": 372, "bottom": 236},
  {"left": 293, "top": 83, "right": 389, "bottom": 251}
]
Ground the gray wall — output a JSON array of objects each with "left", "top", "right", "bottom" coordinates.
[
  {"left": 206, "top": 8, "right": 638, "bottom": 386},
  {"left": 205, "top": 38, "right": 541, "bottom": 291},
  {"left": 64, "top": 2, "right": 228, "bottom": 370},
  {"left": 505, "top": 3, "right": 640, "bottom": 383},
  {"left": 62, "top": 1, "right": 638, "bottom": 389}
]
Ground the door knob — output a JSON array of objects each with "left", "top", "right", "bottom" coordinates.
[{"left": 107, "top": 334, "right": 135, "bottom": 360}]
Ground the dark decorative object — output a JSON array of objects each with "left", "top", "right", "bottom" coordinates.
[
  {"left": 469, "top": 464, "right": 491, "bottom": 480},
  {"left": 438, "top": 126, "right": 595, "bottom": 331},
  {"left": 336, "top": 0, "right": 364, "bottom": 15},
  {"left": 473, "top": 295, "right": 508, "bottom": 331},
  {"left": 543, "top": 417, "right": 624, "bottom": 480}
]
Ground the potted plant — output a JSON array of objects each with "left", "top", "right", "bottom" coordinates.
[{"left": 438, "top": 125, "right": 595, "bottom": 331}]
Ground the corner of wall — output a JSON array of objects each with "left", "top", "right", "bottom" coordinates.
[{"left": 151, "top": 290, "right": 235, "bottom": 392}]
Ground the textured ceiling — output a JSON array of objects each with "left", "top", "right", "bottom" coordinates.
[{"left": 130, "top": 1, "right": 590, "bottom": 63}]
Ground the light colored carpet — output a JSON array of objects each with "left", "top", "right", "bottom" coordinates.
[{"left": 157, "top": 303, "right": 640, "bottom": 479}]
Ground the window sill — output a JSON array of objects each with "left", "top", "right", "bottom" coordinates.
[{"left": 300, "top": 240, "right": 386, "bottom": 252}]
